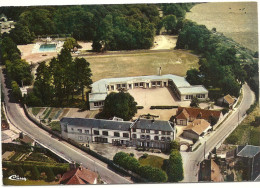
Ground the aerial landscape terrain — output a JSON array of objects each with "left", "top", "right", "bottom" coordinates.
[{"left": 0, "top": 1, "right": 259, "bottom": 186}]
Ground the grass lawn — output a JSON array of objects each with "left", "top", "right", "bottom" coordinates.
[
  {"left": 49, "top": 121, "right": 61, "bottom": 133},
  {"left": 225, "top": 104, "right": 260, "bottom": 146},
  {"left": 139, "top": 155, "right": 165, "bottom": 170},
  {"left": 32, "top": 107, "right": 43, "bottom": 116},
  {"left": 85, "top": 50, "right": 199, "bottom": 82},
  {"left": 3, "top": 178, "right": 59, "bottom": 185}
]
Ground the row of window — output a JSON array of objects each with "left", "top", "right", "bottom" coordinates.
[
  {"left": 108, "top": 81, "right": 168, "bottom": 91},
  {"left": 93, "top": 101, "right": 104, "bottom": 107},
  {"left": 132, "top": 128, "right": 171, "bottom": 135},
  {"left": 185, "top": 94, "right": 206, "bottom": 100},
  {"left": 132, "top": 134, "right": 171, "bottom": 141}
]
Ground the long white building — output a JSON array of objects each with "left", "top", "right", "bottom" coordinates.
[
  {"left": 60, "top": 117, "right": 175, "bottom": 150},
  {"left": 89, "top": 74, "right": 208, "bottom": 110}
]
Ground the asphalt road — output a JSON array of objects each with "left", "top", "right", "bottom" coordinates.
[
  {"left": 0, "top": 67, "right": 132, "bottom": 184},
  {"left": 181, "top": 84, "right": 255, "bottom": 182}
]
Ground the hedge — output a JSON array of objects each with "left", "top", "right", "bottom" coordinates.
[
  {"left": 150, "top": 106, "right": 178, "bottom": 109},
  {"left": 137, "top": 106, "right": 144, "bottom": 109}
]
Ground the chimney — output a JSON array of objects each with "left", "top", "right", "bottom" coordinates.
[
  {"left": 79, "top": 163, "right": 83, "bottom": 171},
  {"left": 159, "top": 67, "right": 162, "bottom": 76}
]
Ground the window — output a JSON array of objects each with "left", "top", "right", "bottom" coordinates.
[
  {"left": 140, "top": 82, "right": 144, "bottom": 87},
  {"left": 141, "top": 129, "right": 145, "bottom": 133},
  {"left": 122, "top": 84, "right": 126, "bottom": 88},
  {"left": 71, "top": 128, "right": 74, "bottom": 131},
  {"left": 78, "top": 129, "right": 82, "bottom": 133},
  {"left": 111, "top": 85, "right": 114, "bottom": 90},
  {"left": 167, "top": 132, "right": 171, "bottom": 135},
  {"left": 154, "top": 136, "right": 159, "bottom": 140},
  {"left": 185, "top": 95, "right": 193, "bottom": 100},
  {"left": 132, "top": 134, "right": 136, "bottom": 138},
  {"left": 146, "top": 130, "right": 150, "bottom": 133},
  {"left": 94, "top": 102, "right": 98, "bottom": 107},
  {"left": 154, "top": 130, "right": 159, "bottom": 134},
  {"left": 134, "top": 83, "right": 139, "bottom": 87},
  {"left": 167, "top": 137, "right": 171, "bottom": 141},
  {"left": 85, "top": 130, "right": 89, "bottom": 134},
  {"left": 161, "top": 137, "right": 165, "bottom": 141},
  {"left": 146, "top": 135, "right": 150, "bottom": 140},
  {"left": 141, "top": 135, "right": 145, "bottom": 139},
  {"left": 117, "top": 84, "right": 121, "bottom": 89},
  {"left": 114, "top": 132, "right": 120, "bottom": 137},
  {"left": 162, "top": 131, "right": 165, "bottom": 135},
  {"left": 123, "top": 133, "right": 129, "bottom": 138},
  {"left": 157, "top": 81, "right": 161, "bottom": 86},
  {"left": 94, "top": 101, "right": 104, "bottom": 107},
  {"left": 152, "top": 82, "right": 156, "bottom": 86},
  {"left": 196, "top": 94, "right": 206, "bottom": 99},
  {"left": 132, "top": 128, "right": 136, "bottom": 132},
  {"left": 78, "top": 136, "right": 83, "bottom": 141},
  {"left": 94, "top": 130, "right": 99, "bottom": 135},
  {"left": 102, "top": 131, "right": 108, "bottom": 136}
]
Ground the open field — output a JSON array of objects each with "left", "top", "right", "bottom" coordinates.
[
  {"left": 85, "top": 50, "right": 199, "bottom": 82},
  {"left": 186, "top": 2, "right": 258, "bottom": 52},
  {"left": 224, "top": 105, "right": 260, "bottom": 146}
]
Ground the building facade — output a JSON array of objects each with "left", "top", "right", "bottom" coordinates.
[
  {"left": 60, "top": 117, "right": 176, "bottom": 150},
  {"left": 89, "top": 74, "right": 208, "bottom": 110}
]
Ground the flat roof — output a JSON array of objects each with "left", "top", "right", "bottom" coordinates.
[
  {"left": 237, "top": 145, "right": 260, "bottom": 158},
  {"left": 90, "top": 74, "right": 208, "bottom": 102}
]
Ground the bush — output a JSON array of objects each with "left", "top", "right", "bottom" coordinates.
[
  {"left": 142, "top": 153, "right": 148, "bottom": 159},
  {"left": 225, "top": 134, "right": 238, "bottom": 145},
  {"left": 139, "top": 165, "right": 167, "bottom": 182},
  {"left": 170, "top": 140, "right": 180, "bottom": 150},
  {"left": 31, "top": 166, "right": 40, "bottom": 180},
  {"left": 45, "top": 167, "right": 55, "bottom": 182},
  {"left": 137, "top": 106, "right": 144, "bottom": 109},
  {"left": 16, "top": 166, "right": 25, "bottom": 177},
  {"left": 221, "top": 108, "right": 229, "bottom": 115}
]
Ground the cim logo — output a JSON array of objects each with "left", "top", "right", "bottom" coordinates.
[{"left": 8, "top": 175, "right": 27, "bottom": 181}]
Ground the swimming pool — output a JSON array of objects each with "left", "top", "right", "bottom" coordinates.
[{"left": 39, "top": 44, "right": 57, "bottom": 52}]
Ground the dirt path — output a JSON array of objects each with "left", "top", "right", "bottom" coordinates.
[{"left": 151, "top": 35, "right": 178, "bottom": 50}]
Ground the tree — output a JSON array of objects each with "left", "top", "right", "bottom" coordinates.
[
  {"left": 45, "top": 167, "right": 55, "bottom": 182},
  {"left": 16, "top": 166, "right": 25, "bottom": 177},
  {"left": 166, "top": 149, "right": 184, "bottom": 182},
  {"left": 190, "top": 97, "right": 199, "bottom": 108},
  {"left": 163, "top": 15, "right": 177, "bottom": 34},
  {"left": 9, "top": 22, "right": 34, "bottom": 44},
  {"left": 74, "top": 58, "right": 92, "bottom": 101},
  {"left": 170, "top": 140, "right": 180, "bottom": 150},
  {"left": 63, "top": 37, "right": 78, "bottom": 51},
  {"left": 11, "top": 81, "right": 22, "bottom": 101},
  {"left": 100, "top": 91, "right": 137, "bottom": 121},
  {"left": 186, "top": 68, "right": 203, "bottom": 85},
  {"left": 31, "top": 166, "right": 40, "bottom": 180},
  {"left": 139, "top": 165, "right": 167, "bottom": 182}
]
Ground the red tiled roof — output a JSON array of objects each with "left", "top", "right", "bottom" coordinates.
[
  {"left": 176, "top": 108, "right": 189, "bottom": 120},
  {"left": 176, "top": 107, "right": 221, "bottom": 121},
  {"left": 60, "top": 167, "right": 98, "bottom": 185}
]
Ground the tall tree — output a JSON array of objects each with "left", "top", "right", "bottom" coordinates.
[{"left": 166, "top": 149, "right": 184, "bottom": 182}]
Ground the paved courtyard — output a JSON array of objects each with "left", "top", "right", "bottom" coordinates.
[{"left": 89, "top": 143, "right": 169, "bottom": 160}]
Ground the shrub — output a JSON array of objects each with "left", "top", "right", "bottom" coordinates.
[
  {"left": 225, "top": 134, "right": 238, "bottom": 145},
  {"left": 16, "top": 166, "right": 25, "bottom": 177},
  {"left": 142, "top": 153, "right": 148, "bottom": 159},
  {"left": 150, "top": 106, "right": 178, "bottom": 109},
  {"left": 170, "top": 140, "right": 180, "bottom": 150},
  {"left": 137, "top": 106, "right": 144, "bottom": 109},
  {"left": 31, "top": 166, "right": 40, "bottom": 180},
  {"left": 45, "top": 167, "right": 55, "bottom": 182},
  {"left": 139, "top": 165, "right": 167, "bottom": 182},
  {"left": 221, "top": 108, "right": 229, "bottom": 115}
]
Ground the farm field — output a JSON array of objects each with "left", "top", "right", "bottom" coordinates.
[
  {"left": 84, "top": 50, "right": 199, "bottom": 82},
  {"left": 186, "top": 2, "right": 258, "bottom": 52}
]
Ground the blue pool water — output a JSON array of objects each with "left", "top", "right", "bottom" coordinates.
[{"left": 39, "top": 44, "right": 57, "bottom": 52}]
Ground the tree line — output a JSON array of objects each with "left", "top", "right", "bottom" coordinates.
[
  {"left": 176, "top": 20, "right": 258, "bottom": 98},
  {"left": 24, "top": 47, "right": 92, "bottom": 107}
]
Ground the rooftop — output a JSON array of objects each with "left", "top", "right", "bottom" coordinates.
[
  {"left": 184, "top": 119, "right": 211, "bottom": 135},
  {"left": 224, "top": 94, "right": 235, "bottom": 105},
  {"left": 60, "top": 117, "right": 132, "bottom": 131},
  {"left": 131, "top": 118, "right": 174, "bottom": 132},
  {"left": 237, "top": 145, "right": 260, "bottom": 158}
]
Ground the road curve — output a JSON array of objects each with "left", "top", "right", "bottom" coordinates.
[
  {"left": 182, "top": 84, "right": 255, "bottom": 182},
  {"left": 0, "top": 67, "right": 132, "bottom": 184}
]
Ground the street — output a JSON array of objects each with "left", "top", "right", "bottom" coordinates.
[
  {"left": 181, "top": 84, "right": 255, "bottom": 182},
  {"left": 0, "top": 67, "right": 132, "bottom": 184}
]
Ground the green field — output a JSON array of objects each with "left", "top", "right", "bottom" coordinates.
[
  {"left": 225, "top": 105, "right": 260, "bottom": 146},
  {"left": 139, "top": 155, "right": 165, "bottom": 169},
  {"left": 84, "top": 50, "right": 199, "bottom": 82}
]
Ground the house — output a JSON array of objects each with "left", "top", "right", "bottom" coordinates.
[
  {"left": 60, "top": 117, "right": 176, "bottom": 150},
  {"left": 19, "top": 133, "right": 36, "bottom": 146},
  {"left": 217, "top": 94, "right": 236, "bottom": 108},
  {"left": 199, "top": 159, "right": 223, "bottom": 182},
  {"left": 130, "top": 118, "right": 175, "bottom": 150},
  {"left": 60, "top": 117, "right": 132, "bottom": 145},
  {"left": 60, "top": 165, "right": 98, "bottom": 185},
  {"left": 89, "top": 74, "right": 208, "bottom": 110},
  {"left": 182, "top": 119, "right": 211, "bottom": 141},
  {"left": 236, "top": 145, "right": 260, "bottom": 181},
  {"left": 175, "top": 107, "right": 223, "bottom": 126}
]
